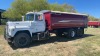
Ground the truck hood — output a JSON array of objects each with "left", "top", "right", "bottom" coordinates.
[{"left": 7, "top": 21, "right": 31, "bottom": 28}]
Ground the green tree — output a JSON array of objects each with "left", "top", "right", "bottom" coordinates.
[
  {"left": 29, "top": 0, "right": 49, "bottom": 11},
  {"left": 88, "top": 16, "right": 99, "bottom": 21},
  {"left": 49, "top": 3, "right": 65, "bottom": 11},
  {"left": 3, "top": 0, "right": 30, "bottom": 20},
  {"left": 62, "top": 4, "right": 77, "bottom": 12}
]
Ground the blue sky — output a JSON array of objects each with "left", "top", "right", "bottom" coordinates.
[{"left": 0, "top": 0, "right": 100, "bottom": 18}]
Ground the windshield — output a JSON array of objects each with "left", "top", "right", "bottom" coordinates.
[{"left": 25, "top": 14, "right": 34, "bottom": 21}]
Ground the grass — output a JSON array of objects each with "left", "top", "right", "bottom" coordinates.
[
  {"left": 75, "top": 28, "right": 100, "bottom": 56},
  {"left": 0, "top": 25, "right": 5, "bottom": 35},
  {"left": 0, "top": 27, "right": 100, "bottom": 56}
]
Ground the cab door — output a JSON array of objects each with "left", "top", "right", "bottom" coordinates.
[{"left": 34, "top": 13, "right": 45, "bottom": 32}]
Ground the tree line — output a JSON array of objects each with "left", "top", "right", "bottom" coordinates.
[
  {"left": 2, "top": 0, "right": 99, "bottom": 21},
  {"left": 88, "top": 16, "right": 100, "bottom": 21},
  {"left": 2, "top": 0, "right": 76, "bottom": 21}
]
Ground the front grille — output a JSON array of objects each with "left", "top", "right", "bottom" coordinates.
[
  {"left": 4, "top": 25, "right": 8, "bottom": 36},
  {"left": 6, "top": 25, "right": 8, "bottom": 34},
  {"left": 4, "top": 27, "right": 6, "bottom": 39}
]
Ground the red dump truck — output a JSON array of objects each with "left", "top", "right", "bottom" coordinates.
[
  {"left": 88, "top": 21, "right": 100, "bottom": 28},
  {"left": 4, "top": 10, "right": 88, "bottom": 47}
]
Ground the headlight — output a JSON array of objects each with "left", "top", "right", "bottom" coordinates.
[
  {"left": 11, "top": 28, "right": 15, "bottom": 31},
  {"left": 9, "top": 28, "right": 15, "bottom": 32},
  {"left": 8, "top": 28, "right": 15, "bottom": 36},
  {"left": 8, "top": 26, "right": 15, "bottom": 33}
]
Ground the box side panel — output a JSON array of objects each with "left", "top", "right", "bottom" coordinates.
[{"left": 50, "top": 13, "right": 87, "bottom": 29}]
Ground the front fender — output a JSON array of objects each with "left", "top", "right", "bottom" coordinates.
[{"left": 10, "top": 28, "right": 32, "bottom": 38}]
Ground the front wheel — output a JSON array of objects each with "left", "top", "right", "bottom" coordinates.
[{"left": 13, "top": 33, "right": 31, "bottom": 48}]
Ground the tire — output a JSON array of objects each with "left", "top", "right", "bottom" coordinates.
[
  {"left": 67, "top": 29, "right": 76, "bottom": 38},
  {"left": 76, "top": 28, "right": 84, "bottom": 37},
  {"left": 13, "top": 33, "right": 31, "bottom": 48},
  {"left": 8, "top": 42, "right": 13, "bottom": 45}
]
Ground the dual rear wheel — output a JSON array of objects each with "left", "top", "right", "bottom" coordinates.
[
  {"left": 67, "top": 29, "right": 76, "bottom": 38},
  {"left": 56, "top": 28, "right": 84, "bottom": 38}
]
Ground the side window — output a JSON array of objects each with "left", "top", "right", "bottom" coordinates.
[{"left": 35, "top": 14, "right": 43, "bottom": 21}]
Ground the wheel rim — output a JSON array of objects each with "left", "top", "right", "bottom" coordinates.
[
  {"left": 71, "top": 31, "right": 75, "bottom": 37},
  {"left": 18, "top": 37, "right": 27, "bottom": 46}
]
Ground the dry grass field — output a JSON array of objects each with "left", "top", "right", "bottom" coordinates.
[{"left": 0, "top": 25, "right": 100, "bottom": 56}]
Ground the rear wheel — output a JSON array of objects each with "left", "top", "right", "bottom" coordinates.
[
  {"left": 13, "top": 33, "right": 31, "bottom": 48},
  {"left": 67, "top": 29, "right": 76, "bottom": 38},
  {"left": 76, "top": 28, "right": 84, "bottom": 37}
]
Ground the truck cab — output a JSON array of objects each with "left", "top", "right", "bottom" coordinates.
[
  {"left": 26, "top": 12, "right": 46, "bottom": 33},
  {"left": 4, "top": 12, "right": 49, "bottom": 48}
]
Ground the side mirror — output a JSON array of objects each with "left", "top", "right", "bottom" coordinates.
[{"left": 22, "top": 16, "right": 24, "bottom": 21}]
